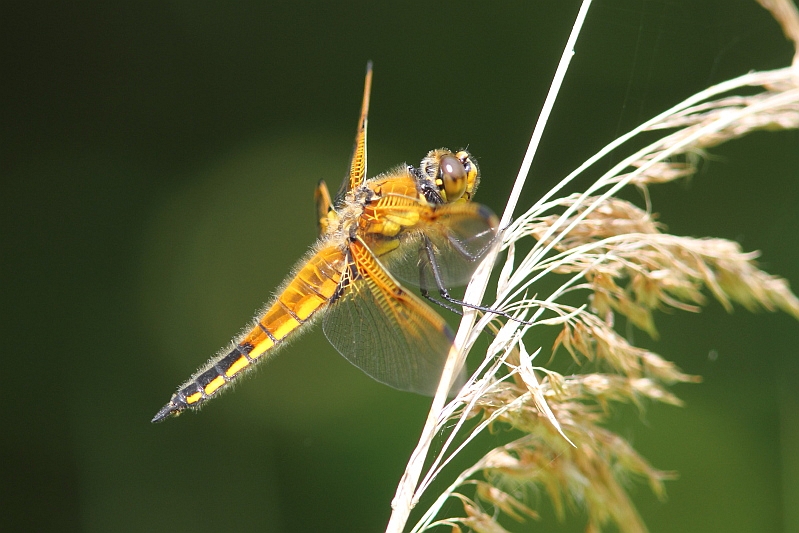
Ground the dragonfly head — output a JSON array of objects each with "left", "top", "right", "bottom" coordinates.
[{"left": 421, "top": 149, "right": 480, "bottom": 204}]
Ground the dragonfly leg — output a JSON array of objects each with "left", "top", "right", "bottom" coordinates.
[
  {"left": 415, "top": 245, "right": 463, "bottom": 314},
  {"left": 420, "top": 287, "right": 464, "bottom": 315},
  {"left": 422, "top": 236, "right": 533, "bottom": 325}
]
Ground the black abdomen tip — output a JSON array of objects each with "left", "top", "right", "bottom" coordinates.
[{"left": 151, "top": 398, "right": 184, "bottom": 423}]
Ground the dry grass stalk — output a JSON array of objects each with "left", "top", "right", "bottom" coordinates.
[{"left": 386, "top": 1, "right": 799, "bottom": 532}]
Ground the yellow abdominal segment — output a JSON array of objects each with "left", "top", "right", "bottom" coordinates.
[{"left": 152, "top": 245, "right": 346, "bottom": 422}]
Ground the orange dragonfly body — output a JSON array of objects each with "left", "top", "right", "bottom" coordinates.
[{"left": 153, "top": 64, "right": 498, "bottom": 422}]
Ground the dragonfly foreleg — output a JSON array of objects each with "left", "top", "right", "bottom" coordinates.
[{"left": 421, "top": 236, "right": 533, "bottom": 325}]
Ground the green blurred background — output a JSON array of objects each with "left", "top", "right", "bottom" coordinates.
[{"left": 2, "top": 1, "right": 798, "bottom": 531}]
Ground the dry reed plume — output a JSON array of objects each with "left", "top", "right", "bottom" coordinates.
[{"left": 386, "top": 1, "right": 799, "bottom": 532}]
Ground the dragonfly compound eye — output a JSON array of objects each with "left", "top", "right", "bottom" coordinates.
[{"left": 438, "top": 154, "right": 468, "bottom": 202}]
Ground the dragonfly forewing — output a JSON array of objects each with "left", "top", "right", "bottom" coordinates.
[{"left": 364, "top": 192, "right": 500, "bottom": 291}]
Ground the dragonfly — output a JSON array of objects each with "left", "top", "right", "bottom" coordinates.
[{"left": 152, "top": 63, "right": 499, "bottom": 422}]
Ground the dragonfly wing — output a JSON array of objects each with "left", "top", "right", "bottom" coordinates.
[
  {"left": 335, "top": 62, "right": 373, "bottom": 201},
  {"left": 322, "top": 239, "right": 464, "bottom": 395},
  {"left": 380, "top": 201, "right": 500, "bottom": 290},
  {"left": 315, "top": 179, "right": 334, "bottom": 236}
]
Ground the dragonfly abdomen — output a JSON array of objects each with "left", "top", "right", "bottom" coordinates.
[{"left": 152, "top": 245, "right": 346, "bottom": 422}]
